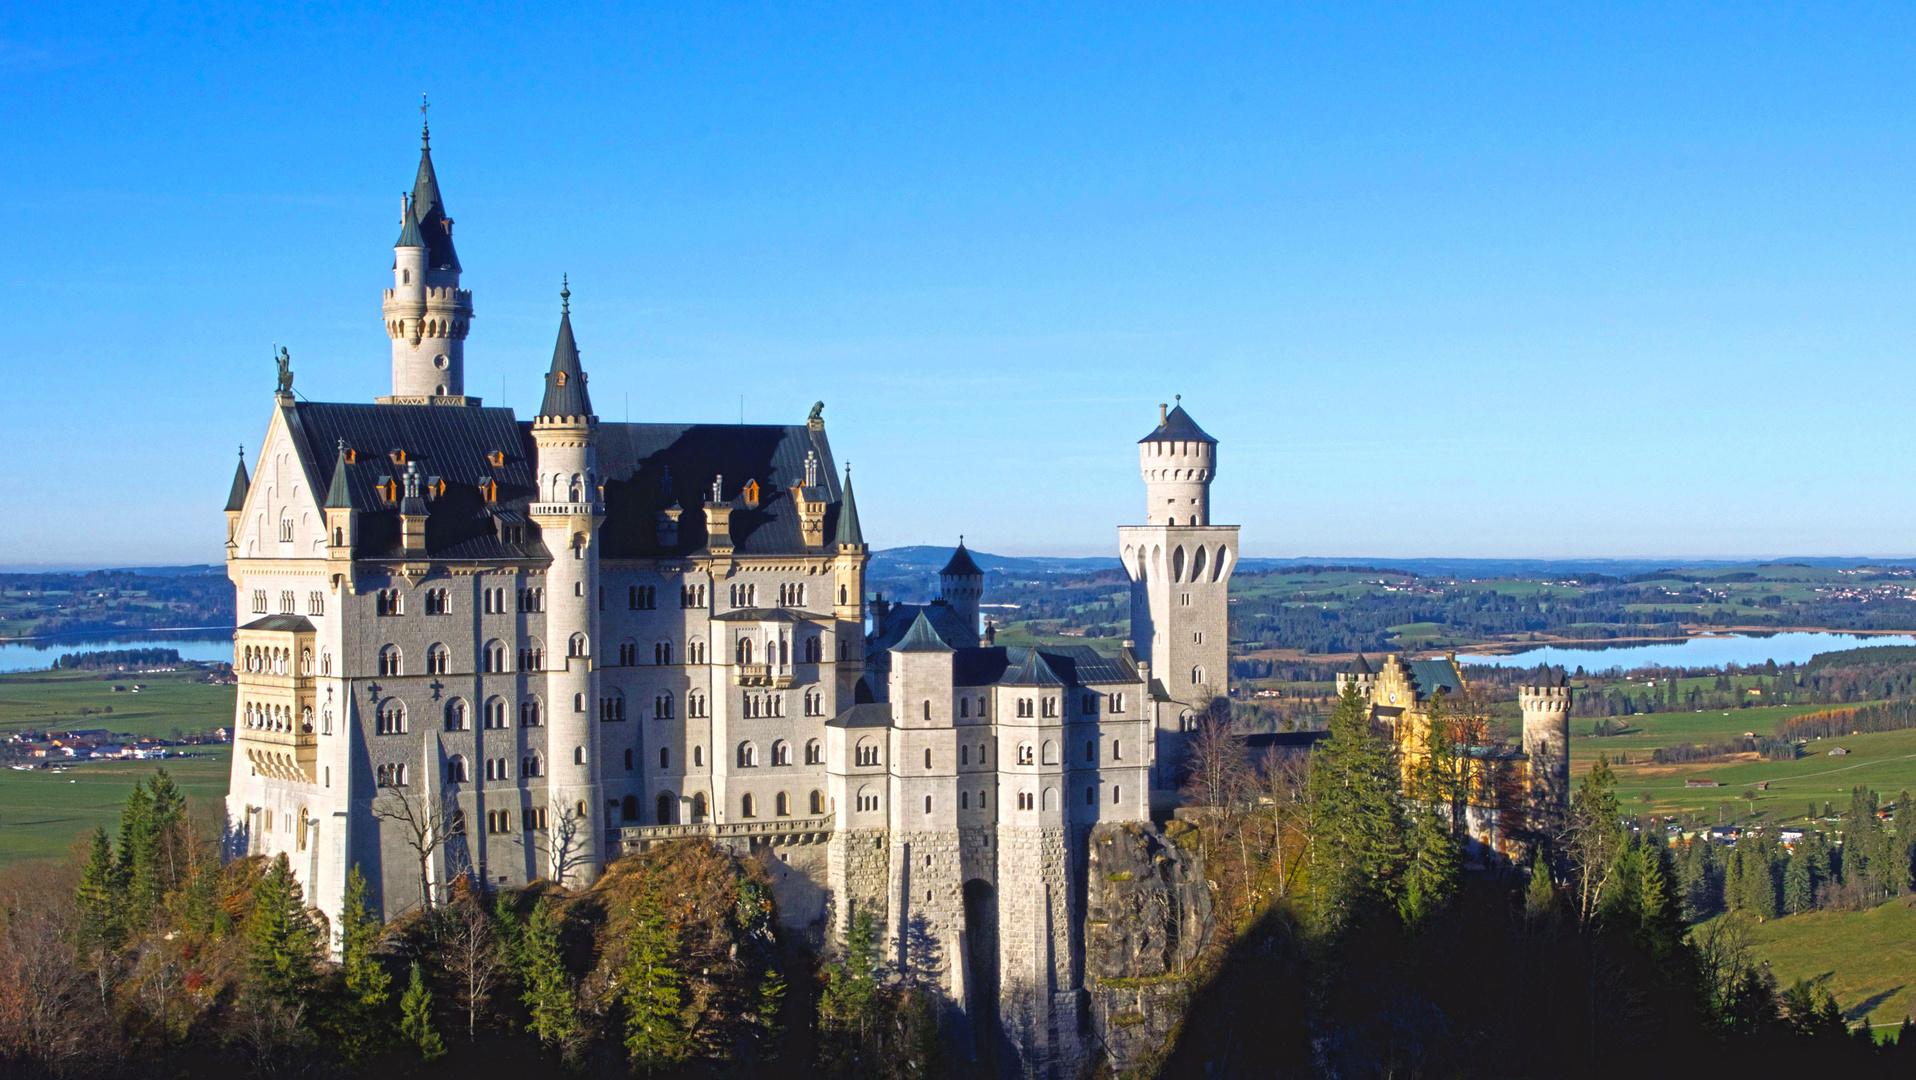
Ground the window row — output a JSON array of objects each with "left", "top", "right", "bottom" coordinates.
[
  {"left": 485, "top": 808, "right": 547, "bottom": 834},
  {"left": 734, "top": 739, "right": 824, "bottom": 768},
  {"left": 249, "top": 589, "right": 326, "bottom": 616}
]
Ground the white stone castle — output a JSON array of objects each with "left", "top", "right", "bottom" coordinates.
[{"left": 222, "top": 120, "right": 1235, "bottom": 1075}]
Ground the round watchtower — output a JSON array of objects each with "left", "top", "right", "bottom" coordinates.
[
  {"left": 1519, "top": 671, "right": 1572, "bottom": 825},
  {"left": 1138, "top": 399, "right": 1217, "bottom": 527},
  {"left": 938, "top": 538, "right": 984, "bottom": 639}
]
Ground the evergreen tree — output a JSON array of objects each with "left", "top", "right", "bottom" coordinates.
[
  {"left": 1741, "top": 835, "right": 1779, "bottom": 921},
  {"left": 818, "top": 908, "right": 883, "bottom": 1076},
  {"left": 247, "top": 853, "right": 321, "bottom": 1006},
  {"left": 328, "top": 865, "right": 391, "bottom": 1064},
  {"left": 1524, "top": 849, "right": 1557, "bottom": 923},
  {"left": 1398, "top": 806, "right": 1459, "bottom": 930},
  {"left": 1568, "top": 755, "right": 1624, "bottom": 922},
  {"left": 1307, "top": 680, "right": 1406, "bottom": 929},
  {"left": 755, "top": 964, "right": 787, "bottom": 1057},
  {"left": 1783, "top": 850, "right": 1814, "bottom": 914},
  {"left": 399, "top": 961, "right": 446, "bottom": 1062},
  {"left": 74, "top": 825, "right": 123, "bottom": 952},
  {"left": 516, "top": 900, "right": 579, "bottom": 1054},
  {"left": 619, "top": 884, "right": 689, "bottom": 1072}
]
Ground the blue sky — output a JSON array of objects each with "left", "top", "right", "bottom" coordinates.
[{"left": 5, "top": 3, "right": 1916, "bottom": 567}]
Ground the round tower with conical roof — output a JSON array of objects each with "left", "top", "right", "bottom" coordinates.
[
  {"left": 1138, "top": 396, "right": 1216, "bottom": 526},
  {"left": 381, "top": 111, "right": 474, "bottom": 403},
  {"left": 937, "top": 538, "right": 984, "bottom": 640},
  {"left": 528, "top": 281, "right": 603, "bottom": 886}
]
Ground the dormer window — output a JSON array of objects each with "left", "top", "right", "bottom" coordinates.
[
  {"left": 487, "top": 450, "right": 505, "bottom": 468},
  {"left": 556, "top": 372, "right": 567, "bottom": 386},
  {"left": 478, "top": 477, "right": 497, "bottom": 503},
  {"left": 376, "top": 476, "right": 397, "bottom": 504},
  {"left": 390, "top": 449, "right": 407, "bottom": 465},
  {"left": 743, "top": 479, "right": 761, "bottom": 508}
]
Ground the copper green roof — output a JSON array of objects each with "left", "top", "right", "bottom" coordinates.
[
  {"left": 394, "top": 194, "right": 424, "bottom": 249},
  {"left": 833, "top": 466, "right": 864, "bottom": 547},
  {"left": 892, "top": 611, "right": 954, "bottom": 653},
  {"left": 324, "top": 442, "right": 352, "bottom": 509}
]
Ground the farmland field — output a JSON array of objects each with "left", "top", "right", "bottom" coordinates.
[{"left": 1733, "top": 900, "right": 1916, "bottom": 1030}]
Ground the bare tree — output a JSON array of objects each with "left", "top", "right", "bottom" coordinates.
[
  {"left": 436, "top": 895, "right": 503, "bottom": 1040},
  {"left": 541, "top": 802, "right": 592, "bottom": 886},
  {"left": 372, "top": 786, "right": 461, "bottom": 912},
  {"left": 1258, "top": 747, "right": 1308, "bottom": 900},
  {"left": 1180, "top": 702, "right": 1252, "bottom": 875}
]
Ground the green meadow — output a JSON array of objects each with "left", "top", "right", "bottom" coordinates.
[
  {"left": 0, "top": 668, "right": 234, "bottom": 865},
  {"left": 1737, "top": 900, "right": 1916, "bottom": 1030}
]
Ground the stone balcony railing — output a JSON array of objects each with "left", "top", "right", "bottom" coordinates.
[
  {"left": 527, "top": 502, "right": 605, "bottom": 518},
  {"left": 733, "top": 663, "right": 797, "bottom": 689},
  {"left": 606, "top": 815, "right": 833, "bottom": 856}
]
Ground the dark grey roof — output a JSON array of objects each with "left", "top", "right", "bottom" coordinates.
[
  {"left": 867, "top": 601, "right": 973, "bottom": 653},
  {"left": 286, "top": 402, "right": 539, "bottom": 561},
  {"left": 892, "top": 611, "right": 954, "bottom": 653},
  {"left": 595, "top": 421, "right": 848, "bottom": 557},
  {"left": 240, "top": 615, "right": 316, "bottom": 633},
  {"left": 1138, "top": 403, "right": 1217, "bottom": 444},
  {"left": 711, "top": 608, "right": 825, "bottom": 624},
  {"left": 1406, "top": 659, "right": 1464, "bottom": 697},
  {"left": 394, "top": 194, "right": 424, "bottom": 249},
  {"left": 537, "top": 297, "right": 593, "bottom": 420},
  {"left": 410, "top": 130, "right": 460, "bottom": 273},
  {"left": 225, "top": 454, "right": 250, "bottom": 513},
  {"left": 827, "top": 702, "right": 893, "bottom": 729},
  {"left": 834, "top": 466, "right": 864, "bottom": 547},
  {"left": 324, "top": 443, "right": 352, "bottom": 509},
  {"left": 1350, "top": 653, "right": 1372, "bottom": 675},
  {"left": 940, "top": 541, "right": 982, "bottom": 577},
  {"left": 950, "top": 644, "right": 1136, "bottom": 688}
]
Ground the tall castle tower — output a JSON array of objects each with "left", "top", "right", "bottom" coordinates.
[
  {"left": 937, "top": 538, "right": 984, "bottom": 641},
  {"left": 380, "top": 112, "right": 474, "bottom": 403},
  {"left": 529, "top": 283, "right": 603, "bottom": 884},
  {"left": 1117, "top": 401, "right": 1238, "bottom": 788},
  {"left": 1519, "top": 671, "right": 1572, "bottom": 833}
]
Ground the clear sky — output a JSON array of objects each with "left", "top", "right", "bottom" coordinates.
[{"left": 5, "top": 3, "right": 1916, "bottom": 568}]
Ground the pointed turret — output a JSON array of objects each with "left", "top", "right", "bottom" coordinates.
[
  {"left": 325, "top": 442, "right": 352, "bottom": 509},
  {"left": 410, "top": 113, "right": 460, "bottom": 273},
  {"left": 537, "top": 280, "right": 593, "bottom": 421},
  {"left": 393, "top": 193, "right": 424, "bottom": 250},
  {"left": 940, "top": 538, "right": 982, "bottom": 577},
  {"left": 225, "top": 448, "right": 250, "bottom": 512},
  {"left": 834, "top": 465, "right": 865, "bottom": 548},
  {"left": 938, "top": 536, "right": 984, "bottom": 638},
  {"left": 323, "top": 441, "right": 355, "bottom": 557},
  {"left": 382, "top": 103, "right": 473, "bottom": 403}
]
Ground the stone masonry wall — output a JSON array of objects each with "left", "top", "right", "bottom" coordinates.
[
  {"left": 1083, "top": 822, "right": 1211, "bottom": 1076},
  {"left": 827, "top": 827, "right": 891, "bottom": 944}
]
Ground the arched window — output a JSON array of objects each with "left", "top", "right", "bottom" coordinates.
[
  {"left": 569, "top": 633, "right": 589, "bottom": 658},
  {"left": 426, "top": 643, "right": 449, "bottom": 674},
  {"left": 688, "top": 638, "right": 707, "bottom": 664},
  {"left": 654, "top": 692, "right": 675, "bottom": 720},
  {"left": 736, "top": 637, "right": 754, "bottom": 665},
  {"left": 520, "top": 698, "right": 543, "bottom": 727},
  {"left": 378, "top": 645, "right": 402, "bottom": 677},
  {"left": 691, "top": 792, "right": 708, "bottom": 822},
  {"left": 484, "top": 696, "right": 508, "bottom": 729},
  {"left": 962, "top": 791, "right": 970, "bottom": 809},
  {"left": 738, "top": 742, "right": 758, "bottom": 768},
  {"left": 693, "top": 745, "right": 704, "bottom": 768},
  {"left": 804, "top": 636, "right": 821, "bottom": 663},
  {"left": 775, "top": 791, "right": 790, "bottom": 817},
  {"left": 574, "top": 745, "right": 586, "bottom": 765},
  {"left": 654, "top": 640, "right": 673, "bottom": 665},
  {"left": 772, "top": 740, "right": 791, "bottom": 766},
  {"left": 447, "top": 755, "right": 469, "bottom": 783},
  {"left": 624, "top": 794, "right": 647, "bottom": 822},
  {"left": 1192, "top": 665, "right": 1205, "bottom": 686},
  {"left": 809, "top": 789, "right": 825, "bottom": 814},
  {"left": 444, "top": 698, "right": 469, "bottom": 731},
  {"left": 521, "top": 753, "right": 543, "bottom": 778},
  {"left": 855, "top": 738, "right": 880, "bottom": 767},
  {"left": 1017, "top": 742, "right": 1035, "bottom": 766},
  {"left": 923, "top": 700, "right": 932, "bottom": 721},
  {"left": 960, "top": 698, "right": 969, "bottom": 718},
  {"left": 601, "top": 689, "right": 626, "bottom": 721},
  {"left": 1044, "top": 787, "right": 1058, "bottom": 811},
  {"left": 741, "top": 793, "right": 757, "bottom": 818},
  {"left": 656, "top": 793, "right": 676, "bottom": 825},
  {"left": 805, "top": 739, "right": 822, "bottom": 765},
  {"left": 376, "top": 701, "right": 406, "bottom": 735},
  {"left": 619, "top": 639, "right": 638, "bottom": 666},
  {"left": 856, "top": 785, "right": 878, "bottom": 813},
  {"left": 483, "top": 639, "right": 508, "bottom": 673},
  {"left": 1042, "top": 740, "right": 1058, "bottom": 765}
]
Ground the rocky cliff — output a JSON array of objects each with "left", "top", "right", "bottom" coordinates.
[{"left": 1083, "top": 821, "right": 1212, "bottom": 1075}]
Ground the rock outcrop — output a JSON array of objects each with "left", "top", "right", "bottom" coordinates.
[{"left": 1083, "top": 821, "right": 1212, "bottom": 1075}]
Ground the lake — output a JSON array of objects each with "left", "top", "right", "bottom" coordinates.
[
  {"left": 0, "top": 630, "right": 234, "bottom": 674},
  {"left": 1458, "top": 631, "right": 1916, "bottom": 672}
]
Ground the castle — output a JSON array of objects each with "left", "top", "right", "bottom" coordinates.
[
  {"left": 1337, "top": 653, "right": 1572, "bottom": 857},
  {"left": 221, "top": 120, "right": 1235, "bottom": 1076}
]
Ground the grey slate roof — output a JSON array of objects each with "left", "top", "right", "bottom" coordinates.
[
  {"left": 225, "top": 454, "right": 250, "bottom": 513},
  {"left": 940, "top": 541, "right": 982, "bottom": 577},
  {"left": 893, "top": 611, "right": 955, "bottom": 653},
  {"left": 1139, "top": 403, "right": 1217, "bottom": 444},
  {"left": 410, "top": 131, "right": 460, "bottom": 273},
  {"left": 826, "top": 702, "right": 892, "bottom": 729},
  {"left": 324, "top": 443, "right": 352, "bottom": 509},
  {"left": 394, "top": 195, "right": 424, "bottom": 249},
  {"left": 537, "top": 300, "right": 593, "bottom": 420},
  {"left": 286, "top": 401, "right": 539, "bottom": 561},
  {"left": 950, "top": 644, "right": 1137, "bottom": 689},
  {"left": 1350, "top": 653, "right": 1372, "bottom": 675},
  {"left": 867, "top": 601, "right": 974, "bottom": 653},
  {"left": 240, "top": 615, "right": 316, "bottom": 633},
  {"left": 711, "top": 608, "right": 826, "bottom": 624},
  {"left": 1405, "top": 659, "right": 1464, "bottom": 697},
  {"left": 834, "top": 467, "right": 864, "bottom": 547}
]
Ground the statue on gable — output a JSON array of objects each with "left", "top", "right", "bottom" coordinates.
[
  {"left": 809, "top": 400, "right": 825, "bottom": 423},
  {"left": 275, "top": 346, "right": 294, "bottom": 393}
]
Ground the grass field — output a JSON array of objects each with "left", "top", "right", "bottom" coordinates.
[
  {"left": 0, "top": 669, "right": 234, "bottom": 865},
  {"left": 1734, "top": 899, "right": 1916, "bottom": 1029}
]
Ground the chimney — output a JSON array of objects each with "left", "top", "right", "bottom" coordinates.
[{"left": 1160, "top": 403, "right": 1168, "bottom": 424}]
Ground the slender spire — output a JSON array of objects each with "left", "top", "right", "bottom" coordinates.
[
  {"left": 394, "top": 192, "right": 424, "bottom": 249},
  {"left": 225, "top": 446, "right": 250, "bottom": 512},
  {"left": 537, "top": 279, "right": 593, "bottom": 420},
  {"left": 409, "top": 100, "right": 460, "bottom": 272},
  {"left": 834, "top": 463, "right": 864, "bottom": 547},
  {"left": 325, "top": 440, "right": 353, "bottom": 509}
]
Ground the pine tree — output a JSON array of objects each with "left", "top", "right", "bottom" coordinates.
[
  {"left": 1398, "top": 806, "right": 1459, "bottom": 930},
  {"left": 1741, "top": 837, "right": 1779, "bottom": 921},
  {"left": 755, "top": 964, "right": 787, "bottom": 1058},
  {"left": 1784, "top": 850, "right": 1813, "bottom": 914},
  {"left": 1307, "top": 680, "right": 1406, "bottom": 929},
  {"left": 619, "top": 885, "right": 688, "bottom": 1072},
  {"left": 517, "top": 900, "right": 579, "bottom": 1053},
  {"left": 1524, "top": 849, "right": 1556, "bottom": 923},
  {"left": 399, "top": 961, "right": 446, "bottom": 1062},
  {"left": 328, "top": 865, "right": 391, "bottom": 1064},
  {"left": 246, "top": 853, "right": 321, "bottom": 1006},
  {"left": 818, "top": 908, "right": 883, "bottom": 1075},
  {"left": 1569, "top": 755, "right": 1625, "bottom": 922},
  {"left": 75, "top": 825, "right": 123, "bottom": 952}
]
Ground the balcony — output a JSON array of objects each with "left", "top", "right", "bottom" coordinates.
[
  {"left": 240, "top": 727, "right": 318, "bottom": 784},
  {"left": 605, "top": 815, "right": 832, "bottom": 857},
  {"left": 734, "top": 663, "right": 797, "bottom": 689}
]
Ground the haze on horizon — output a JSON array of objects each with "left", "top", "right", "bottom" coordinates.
[{"left": 5, "top": 4, "right": 1916, "bottom": 568}]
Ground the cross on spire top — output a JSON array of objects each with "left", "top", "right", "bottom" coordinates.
[
  {"left": 561, "top": 274, "right": 570, "bottom": 314},
  {"left": 420, "top": 94, "right": 430, "bottom": 147}
]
